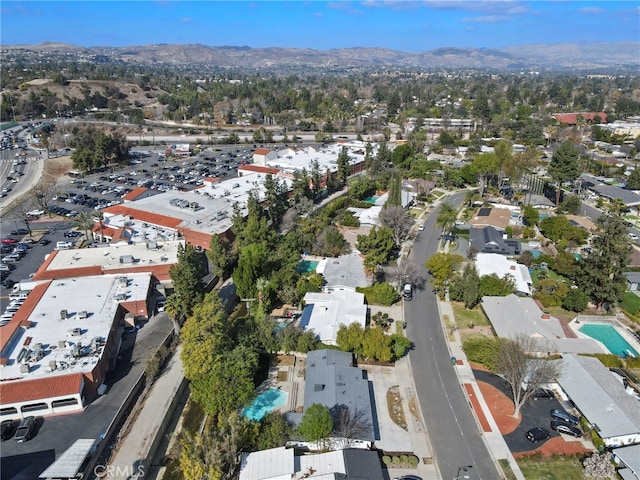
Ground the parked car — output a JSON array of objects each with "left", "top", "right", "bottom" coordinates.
[
  {"left": 526, "top": 427, "right": 550, "bottom": 443},
  {"left": 2, "top": 238, "right": 18, "bottom": 245},
  {"left": 533, "top": 388, "right": 555, "bottom": 399},
  {"left": 14, "top": 416, "right": 36, "bottom": 443},
  {"left": 551, "top": 421, "right": 582, "bottom": 437},
  {"left": 0, "top": 419, "right": 16, "bottom": 440},
  {"left": 1, "top": 279, "right": 15, "bottom": 289},
  {"left": 63, "top": 230, "right": 83, "bottom": 238},
  {"left": 10, "top": 229, "right": 28, "bottom": 236},
  {"left": 38, "top": 238, "right": 51, "bottom": 246},
  {"left": 550, "top": 408, "right": 579, "bottom": 425}
]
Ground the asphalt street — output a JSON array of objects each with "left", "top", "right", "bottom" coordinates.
[{"left": 406, "top": 191, "right": 500, "bottom": 480}]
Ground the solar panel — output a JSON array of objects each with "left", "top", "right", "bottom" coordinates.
[{"left": 478, "top": 207, "right": 491, "bottom": 216}]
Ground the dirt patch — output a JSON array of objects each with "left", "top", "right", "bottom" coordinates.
[
  {"left": 477, "top": 381, "right": 520, "bottom": 434},
  {"left": 41, "top": 156, "right": 73, "bottom": 185},
  {"left": 386, "top": 385, "right": 407, "bottom": 430},
  {"left": 514, "top": 437, "right": 590, "bottom": 458},
  {"left": 274, "top": 354, "right": 295, "bottom": 367},
  {"left": 408, "top": 395, "right": 420, "bottom": 420}
]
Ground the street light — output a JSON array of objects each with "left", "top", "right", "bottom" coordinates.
[{"left": 454, "top": 465, "right": 473, "bottom": 480}]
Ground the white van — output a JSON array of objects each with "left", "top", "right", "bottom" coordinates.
[{"left": 56, "top": 241, "right": 73, "bottom": 250}]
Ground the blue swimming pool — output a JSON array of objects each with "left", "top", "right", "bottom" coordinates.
[
  {"left": 579, "top": 324, "right": 639, "bottom": 357},
  {"left": 363, "top": 195, "right": 379, "bottom": 204},
  {"left": 242, "top": 388, "right": 288, "bottom": 421},
  {"left": 296, "top": 260, "right": 318, "bottom": 273}
]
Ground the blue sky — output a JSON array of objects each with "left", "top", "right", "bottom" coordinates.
[{"left": 1, "top": 1, "right": 638, "bottom": 51}]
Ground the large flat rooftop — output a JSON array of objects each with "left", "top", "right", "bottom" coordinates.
[
  {"left": 0, "top": 273, "right": 152, "bottom": 382},
  {"left": 38, "top": 240, "right": 183, "bottom": 278}
]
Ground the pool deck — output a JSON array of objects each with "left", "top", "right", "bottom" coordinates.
[{"left": 569, "top": 316, "right": 640, "bottom": 356}]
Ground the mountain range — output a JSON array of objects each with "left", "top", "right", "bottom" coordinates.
[{"left": 3, "top": 41, "right": 639, "bottom": 71}]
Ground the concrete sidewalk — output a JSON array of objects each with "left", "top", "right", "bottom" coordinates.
[
  {"left": 437, "top": 299, "right": 526, "bottom": 480},
  {"left": 107, "top": 345, "right": 186, "bottom": 480}
]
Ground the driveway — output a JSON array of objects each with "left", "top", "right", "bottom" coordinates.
[{"left": 472, "top": 369, "right": 566, "bottom": 453}]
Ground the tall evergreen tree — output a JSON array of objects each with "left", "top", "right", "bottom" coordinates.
[
  {"left": 577, "top": 213, "right": 631, "bottom": 310},
  {"left": 548, "top": 141, "right": 580, "bottom": 206}
]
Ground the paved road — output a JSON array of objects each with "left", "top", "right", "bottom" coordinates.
[{"left": 406, "top": 191, "right": 500, "bottom": 480}]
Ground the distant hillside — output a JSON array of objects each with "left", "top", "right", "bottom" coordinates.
[{"left": 2, "top": 41, "right": 639, "bottom": 71}]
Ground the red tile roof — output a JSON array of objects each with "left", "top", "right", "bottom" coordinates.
[
  {"left": 102, "top": 205, "right": 183, "bottom": 229},
  {"left": 253, "top": 148, "right": 271, "bottom": 155},
  {"left": 552, "top": 112, "right": 607, "bottom": 125},
  {"left": 238, "top": 165, "right": 280, "bottom": 175},
  {"left": 0, "top": 373, "right": 84, "bottom": 404},
  {"left": 122, "top": 187, "right": 148, "bottom": 201}
]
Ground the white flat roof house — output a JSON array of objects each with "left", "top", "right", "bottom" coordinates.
[
  {"left": 481, "top": 295, "right": 605, "bottom": 354},
  {"left": 556, "top": 354, "right": 640, "bottom": 448},
  {"left": 475, "top": 253, "right": 532, "bottom": 295},
  {"left": 301, "top": 289, "right": 367, "bottom": 345}
]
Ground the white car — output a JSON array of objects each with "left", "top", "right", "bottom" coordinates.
[
  {"left": 629, "top": 233, "right": 639, "bottom": 241},
  {"left": 418, "top": 224, "right": 425, "bottom": 231},
  {"left": 27, "top": 209, "right": 44, "bottom": 216}
]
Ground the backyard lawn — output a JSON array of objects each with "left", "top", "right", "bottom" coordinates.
[
  {"left": 621, "top": 291, "right": 640, "bottom": 316},
  {"left": 451, "top": 302, "right": 491, "bottom": 328},
  {"left": 517, "top": 454, "right": 585, "bottom": 480}
]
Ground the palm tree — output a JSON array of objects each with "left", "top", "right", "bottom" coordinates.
[
  {"left": 73, "top": 211, "right": 95, "bottom": 243},
  {"left": 436, "top": 202, "right": 458, "bottom": 235},
  {"left": 94, "top": 210, "right": 105, "bottom": 243},
  {"left": 164, "top": 293, "right": 185, "bottom": 336}
]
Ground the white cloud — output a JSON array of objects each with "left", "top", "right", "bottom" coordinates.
[
  {"left": 463, "top": 14, "right": 511, "bottom": 23},
  {"left": 422, "top": 0, "right": 530, "bottom": 15},
  {"left": 360, "top": 0, "right": 420, "bottom": 9},
  {"left": 578, "top": 6, "right": 603, "bottom": 14}
]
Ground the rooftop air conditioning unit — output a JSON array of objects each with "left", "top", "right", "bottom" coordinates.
[
  {"left": 60, "top": 309, "right": 68, "bottom": 320},
  {"left": 78, "top": 311, "right": 88, "bottom": 319},
  {"left": 118, "top": 277, "right": 128, "bottom": 287}
]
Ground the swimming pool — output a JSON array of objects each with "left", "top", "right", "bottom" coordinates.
[
  {"left": 579, "top": 323, "right": 639, "bottom": 357},
  {"left": 296, "top": 260, "right": 319, "bottom": 274},
  {"left": 242, "top": 388, "right": 288, "bottom": 421},
  {"left": 363, "top": 195, "right": 379, "bottom": 204}
]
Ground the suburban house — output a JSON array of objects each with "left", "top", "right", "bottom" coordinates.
[
  {"left": 555, "top": 354, "right": 640, "bottom": 448},
  {"left": 301, "top": 289, "right": 367, "bottom": 345},
  {"left": 287, "top": 349, "right": 377, "bottom": 448},
  {"left": 481, "top": 295, "right": 605, "bottom": 354},
  {"left": 469, "top": 226, "right": 521, "bottom": 256},
  {"left": 612, "top": 443, "right": 640, "bottom": 480},
  {"left": 469, "top": 207, "right": 513, "bottom": 231},
  {"left": 624, "top": 272, "right": 640, "bottom": 291},
  {"left": 239, "top": 446, "right": 385, "bottom": 480},
  {"left": 474, "top": 253, "right": 533, "bottom": 296},
  {"left": 580, "top": 174, "right": 640, "bottom": 209}
]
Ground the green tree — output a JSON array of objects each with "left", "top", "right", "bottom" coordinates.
[
  {"left": 169, "top": 243, "right": 207, "bottom": 316},
  {"left": 207, "top": 234, "right": 234, "bottom": 279},
  {"left": 356, "top": 226, "right": 395, "bottom": 272},
  {"left": 449, "top": 263, "right": 481, "bottom": 308},
  {"left": 548, "top": 141, "right": 580, "bottom": 206},
  {"left": 337, "top": 323, "right": 365, "bottom": 356},
  {"left": 626, "top": 168, "right": 640, "bottom": 189},
  {"left": 425, "top": 252, "right": 463, "bottom": 293},
  {"left": 471, "top": 152, "right": 499, "bottom": 197},
  {"left": 361, "top": 327, "right": 393, "bottom": 362},
  {"left": 257, "top": 412, "right": 293, "bottom": 450},
  {"left": 233, "top": 242, "right": 269, "bottom": 300},
  {"left": 391, "top": 143, "right": 414, "bottom": 169},
  {"left": 558, "top": 194, "right": 581, "bottom": 215},
  {"left": 534, "top": 278, "right": 570, "bottom": 307},
  {"left": 337, "top": 146, "right": 351, "bottom": 185},
  {"left": 436, "top": 202, "right": 458, "bottom": 235},
  {"left": 298, "top": 404, "right": 334, "bottom": 448},
  {"left": 577, "top": 213, "right": 631, "bottom": 309},
  {"left": 479, "top": 273, "right": 516, "bottom": 296},
  {"left": 522, "top": 205, "right": 539, "bottom": 226},
  {"left": 562, "top": 289, "right": 590, "bottom": 312},
  {"left": 539, "top": 215, "right": 573, "bottom": 242},
  {"left": 386, "top": 170, "right": 402, "bottom": 207}
]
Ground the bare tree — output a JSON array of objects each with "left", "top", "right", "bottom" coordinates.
[
  {"left": 31, "top": 178, "right": 58, "bottom": 218},
  {"left": 390, "top": 259, "right": 424, "bottom": 290},
  {"left": 495, "top": 333, "right": 562, "bottom": 417},
  {"left": 379, "top": 205, "right": 413, "bottom": 246},
  {"left": 331, "top": 405, "right": 372, "bottom": 448},
  {"left": 11, "top": 202, "right": 35, "bottom": 236}
]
